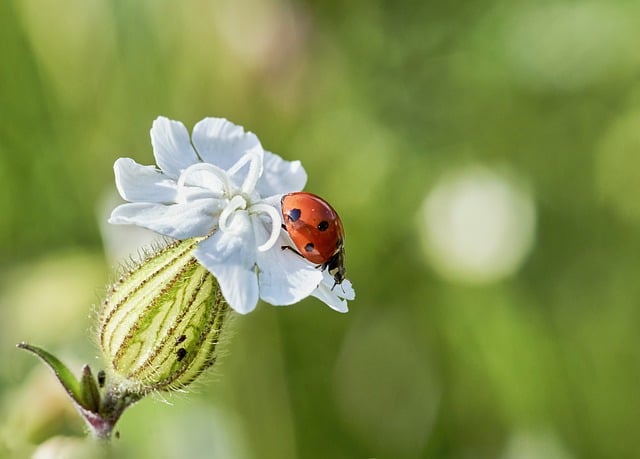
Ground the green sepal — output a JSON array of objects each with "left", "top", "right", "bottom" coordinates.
[
  {"left": 79, "top": 364, "right": 101, "bottom": 412},
  {"left": 17, "top": 342, "right": 100, "bottom": 412}
]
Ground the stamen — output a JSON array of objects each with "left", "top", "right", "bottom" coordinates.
[
  {"left": 219, "top": 195, "right": 247, "bottom": 232},
  {"left": 227, "top": 149, "right": 263, "bottom": 195},
  {"left": 177, "top": 162, "right": 231, "bottom": 198},
  {"left": 250, "top": 203, "right": 282, "bottom": 252}
]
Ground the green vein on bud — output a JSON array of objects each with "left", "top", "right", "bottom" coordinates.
[{"left": 99, "top": 237, "right": 229, "bottom": 394}]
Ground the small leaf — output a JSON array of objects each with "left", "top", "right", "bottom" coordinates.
[
  {"left": 16, "top": 342, "right": 94, "bottom": 411},
  {"left": 80, "top": 365, "right": 101, "bottom": 412}
]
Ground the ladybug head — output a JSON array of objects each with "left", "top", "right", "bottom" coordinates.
[{"left": 326, "top": 248, "right": 346, "bottom": 289}]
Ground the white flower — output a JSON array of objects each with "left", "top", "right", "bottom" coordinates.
[{"left": 109, "top": 116, "right": 354, "bottom": 314}]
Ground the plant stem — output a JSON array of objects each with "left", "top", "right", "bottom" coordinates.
[{"left": 83, "top": 383, "right": 143, "bottom": 441}]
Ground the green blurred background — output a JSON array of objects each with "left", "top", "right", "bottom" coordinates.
[{"left": 2, "top": 0, "right": 640, "bottom": 457}]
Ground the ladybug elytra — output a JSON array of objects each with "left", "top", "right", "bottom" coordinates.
[{"left": 281, "top": 192, "right": 346, "bottom": 287}]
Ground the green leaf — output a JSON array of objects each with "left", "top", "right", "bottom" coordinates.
[{"left": 17, "top": 342, "right": 97, "bottom": 411}]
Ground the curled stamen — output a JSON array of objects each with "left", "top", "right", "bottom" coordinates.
[
  {"left": 227, "top": 148, "right": 263, "bottom": 195},
  {"left": 219, "top": 195, "right": 247, "bottom": 232},
  {"left": 177, "top": 162, "right": 231, "bottom": 198},
  {"left": 250, "top": 203, "right": 282, "bottom": 252}
]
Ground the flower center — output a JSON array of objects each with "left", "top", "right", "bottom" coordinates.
[
  {"left": 218, "top": 195, "right": 247, "bottom": 232},
  {"left": 177, "top": 151, "right": 281, "bottom": 252}
]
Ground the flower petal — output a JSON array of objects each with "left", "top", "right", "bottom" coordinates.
[
  {"left": 311, "top": 271, "right": 355, "bottom": 313},
  {"left": 212, "top": 261, "right": 260, "bottom": 314},
  {"left": 114, "top": 158, "right": 178, "bottom": 203},
  {"left": 151, "top": 117, "right": 200, "bottom": 179},
  {"left": 109, "top": 199, "right": 222, "bottom": 239},
  {"left": 192, "top": 118, "right": 262, "bottom": 171},
  {"left": 252, "top": 217, "right": 323, "bottom": 305},
  {"left": 256, "top": 151, "right": 307, "bottom": 196},
  {"left": 193, "top": 211, "right": 260, "bottom": 314}
]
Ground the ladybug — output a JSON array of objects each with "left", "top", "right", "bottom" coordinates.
[{"left": 281, "top": 192, "right": 346, "bottom": 287}]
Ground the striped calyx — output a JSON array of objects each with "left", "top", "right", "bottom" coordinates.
[{"left": 99, "top": 238, "right": 229, "bottom": 394}]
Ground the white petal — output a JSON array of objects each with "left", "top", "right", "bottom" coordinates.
[
  {"left": 261, "top": 194, "right": 287, "bottom": 210},
  {"left": 311, "top": 271, "right": 355, "bottom": 313},
  {"left": 312, "top": 286, "right": 348, "bottom": 313},
  {"left": 255, "top": 151, "right": 307, "bottom": 196},
  {"left": 192, "top": 118, "right": 262, "bottom": 171},
  {"left": 194, "top": 211, "right": 260, "bottom": 314},
  {"left": 212, "top": 262, "right": 260, "bottom": 314},
  {"left": 338, "top": 278, "right": 356, "bottom": 300},
  {"left": 109, "top": 199, "right": 221, "bottom": 239},
  {"left": 253, "top": 218, "right": 323, "bottom": 305},
  {"left": 114, "top": 158, "right": 178, "bottom": 203},
  {"left": 151, "top": 117, "right": 200, "bottom": 179}
]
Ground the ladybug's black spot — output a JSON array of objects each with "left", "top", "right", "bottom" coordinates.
[
  {"left": 176, "top": 348, "right": 187, "bottom": 362},
  {"left": 317, "top": 220, "right": 329, "bottom": 231},
  {"left": 305, "top": 242, "right": 315, "bottom": 252},
  {"left": 288, "top": 208, "right": 301, "bottom": 222}
]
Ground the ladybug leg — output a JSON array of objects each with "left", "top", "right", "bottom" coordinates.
[
  {"left": 281, "top": 245, "right": 304, "bottom": 258},
  {"left": 281, "top": 246, "right": 324, "bottom": 270},
  {"left": 331, "top": 281, "right": 346, "bottom": 294},
  {"left": 280, "top": 223, "right": 301, "bottom": 256},
  {"left": 280, "top": 224, "right": 310, "bottom": 260}
]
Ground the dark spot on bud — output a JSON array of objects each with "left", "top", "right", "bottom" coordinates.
[
  {"left": 115, "top": 431, "right": 120, "bottom": 439},
  {"left": 288, "top": 208, "right": 301, "bottom": 222},
  {"left": 176, "top": 348, "right": 187, "bottom": 362},
  {"left": 317, "top": 220, "right": 329, "bottom": 231},
  {"left": 305, "top": 242, "right": 315, "bottom": 252},
  {"left": 97, "top": 370, "right": 106, "bottom": 388},
  {"left": 175, "top": 334, "right": 186, "bottom": 345}
]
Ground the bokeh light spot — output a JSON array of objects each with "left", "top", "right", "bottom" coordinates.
[
  {"left": 213, "top": 0, "right": 308, "bottom": 72},
  {"left": 419, "top": 166, "right": 536, "bottom": 284},
  {"left": 501, "top": 430, "right": 574, "bottom": 459}
]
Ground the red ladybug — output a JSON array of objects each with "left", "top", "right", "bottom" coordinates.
[{"left": 281, "top": 192, "right": 346, "bottom": 287}]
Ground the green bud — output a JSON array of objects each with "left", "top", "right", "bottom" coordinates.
[{"left": 99, "top": 238, "right": 229, "bottom": 394}]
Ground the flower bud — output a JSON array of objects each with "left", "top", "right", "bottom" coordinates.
[{"left": 99, "top": 238, "right": 229, "bottom": 394}]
